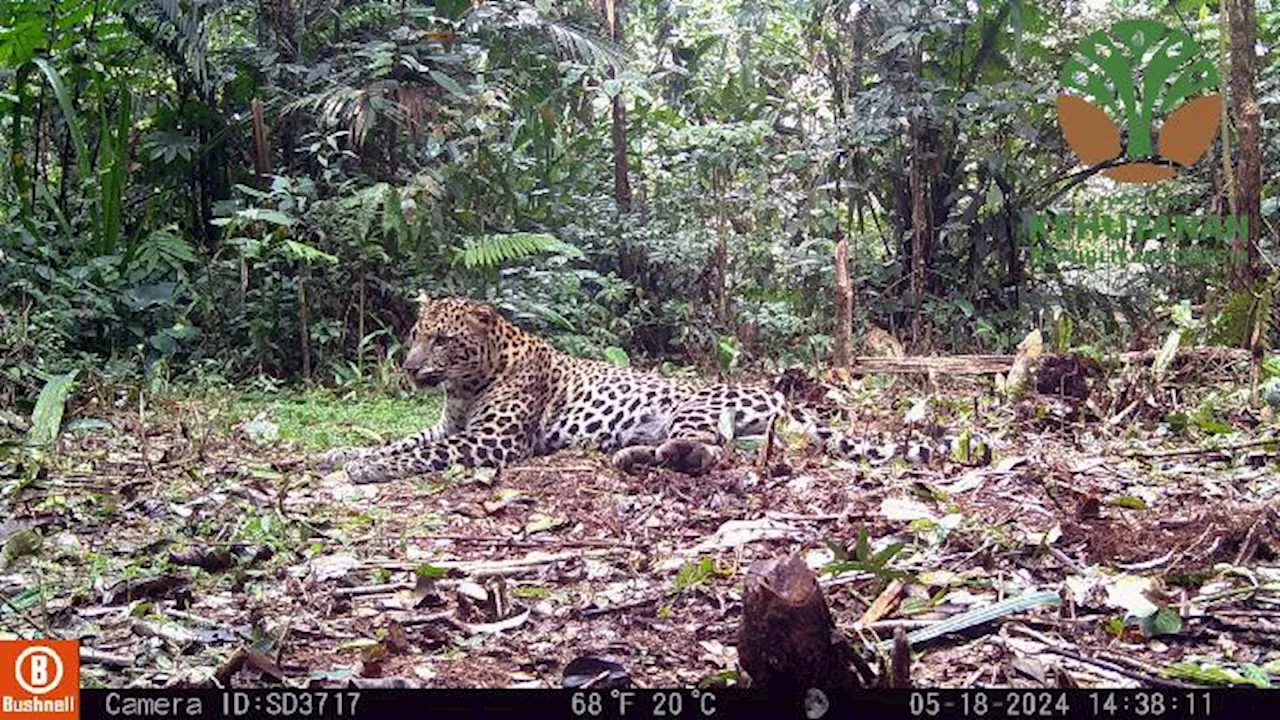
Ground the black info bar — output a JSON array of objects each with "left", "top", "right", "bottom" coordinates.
[{"left": 77, "top": 688, "right": 1275, "bottom": 720}]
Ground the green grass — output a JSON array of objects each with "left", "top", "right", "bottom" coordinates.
[{"left": 226, "top": 389, "right": 443, "bottom": 452}]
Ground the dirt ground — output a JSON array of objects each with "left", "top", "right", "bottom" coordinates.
[{"left": 2, "top": 374, "right": 1279, "bottom": 690}]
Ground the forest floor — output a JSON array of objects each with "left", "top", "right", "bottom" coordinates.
[{"left": 2, "top": 370, "right": 1280, "bottom": 690}]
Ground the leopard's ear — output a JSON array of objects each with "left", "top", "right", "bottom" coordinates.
[
  {"left": 471, "top": 302, "right": 500, "bottom": 328},
  {"left": 415, "top": 290, "right": 432, "bottom": 306}
]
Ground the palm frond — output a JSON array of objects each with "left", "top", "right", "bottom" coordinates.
[
  {"left": 542, "top": 21, "right": 623, "bottom": 71},
  {"left": 487, "top": 3, "right": 623, "bottom": 71},
  {"left": 129, "top": 224, "right": 198, "bottom": 276},
  {"left": 153, "top": 0, "right": 212, "bottom": 92}
]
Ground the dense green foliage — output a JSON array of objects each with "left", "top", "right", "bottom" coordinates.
[{"left": 2, "top": 0, "right": 1277, "bottom": 404}]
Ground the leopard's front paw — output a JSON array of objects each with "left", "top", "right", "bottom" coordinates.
[
  {"left": 317, "top": 446, "right": 364, "bottom": 470},
  {"left": 656, "top": 439, "right": 723, "bottom": 476},
  {"left": 611, "top": 445, "right": 658, "bottom": 475},
  {"left": 342, "top": 460, "right": 391, "bottom": 485}
]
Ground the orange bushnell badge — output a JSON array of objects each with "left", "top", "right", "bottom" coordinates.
[{"left": 1, "top": 639, "right": 80, "bottom": 719}]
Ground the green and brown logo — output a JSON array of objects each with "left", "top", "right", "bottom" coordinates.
[{"left": 1057, "top": 19, "right": 1221, "bottom": 184}]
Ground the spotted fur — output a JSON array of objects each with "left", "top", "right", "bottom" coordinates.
[{"left": 317, "top": 296, "right": 979, "bottom": 483}]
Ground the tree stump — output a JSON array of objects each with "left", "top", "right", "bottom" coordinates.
[{"left": 737, "top": 554, "right": 868, "bottom": 691}]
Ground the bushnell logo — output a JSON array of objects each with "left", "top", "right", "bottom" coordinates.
[{"left": 1057, "top": 19, "right": 1221, "bottom": 184}]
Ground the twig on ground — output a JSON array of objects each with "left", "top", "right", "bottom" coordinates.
[
  {"left": 1008, "top": 624, "right": 1197, "bottom": 689},
  {"left": 424, "top": 534, "right": 637, "bottom": 549},
  {"left": 81, "top": 647, "right": 135, "bottom": 669},
  {"left": 131, "top": 618, "right": 198, "bottom": 651},
  {"left": 333, "top": 582, "right": 415, "bottom": 598},
  {"left": 579, "top": 593, "right": 664, "bottom": 618},
  {"left": 363, "top": 548, "right": 627, "bottom": 577},
  {"left": 1124, "top": 437, "right": 1279, "bottom": 459},
  {"left": 0, "top": 591, "right": 53, "bottom": 637}
]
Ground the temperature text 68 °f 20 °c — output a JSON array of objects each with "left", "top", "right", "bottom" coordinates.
[{"left": 570, "top": 690, "right": 718, "bottom": 717}]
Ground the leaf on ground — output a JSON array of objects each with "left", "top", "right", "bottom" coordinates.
[
  {"left": 689, "top": 518, "right": 800, "bottom": 554},
  {"left": 1143, "top": 606, "right": 1183, "bottom": 636},
  {"left": 1104, "top": 574, "right": 1159, "bottom": 618},
  {"left": 101, "top": 574, "right": 190, "bottom": 605},
  {"left": 240, "top": 413, "right": 279, "bottom": 446},
  {"left": 27, "top": 371, "right": 77, "bottom": 448},
  {"left": 562, "top": 655, "right": 630, "bottom": 689},
  {"left": 337, "top": 637, "right": 382, "bottom": 651},
  {"left": 459, "top": 607, "right": 530, "bottom": 635},
  {"left": 310, "top": 553, "right": 359, "bottom": 582},
  {"left": 1153, "top": 329, "right": 1182, "bottom": 377},
  {"left": 63, "top": 418, "right": 112, "bottom": 434},
  {"left": 674, "top": 557, "right": 715, "bottom": 592},
  {"left": 414, "top": 563, "right": 448, "bottom": 579},
  {"left": 1108, "top": 495, "right": 1148, "bottom": 510},
  {"left": 1, "top": 530, "right": 42, "bottom": 568},
  {"left": 524, "top": 513, "right": 568, "bottom": 534},
  {"left": 880, "top": 497, "right": 937, "bottom": 522},
  {"left": 169, "top": 546, "right": 235, "bottom": 571},
  {"left": 1164, "top": 661, "right": 1263, "bottom": 687}
]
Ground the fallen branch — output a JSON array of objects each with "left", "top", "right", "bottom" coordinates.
[
  {"left": 333, "top": 582, "right": 415, "bottom": 598},
  {"left": 850, "top": 355, "right": 1014, "bottom": 375},
  {"left": 1008, "top": 624, "right": 1197, "bottom": 689},
  {"left": 214, "top": 646, "right": 286, "bottom": 686},
  {"left": 366, "top": 548, "right": 627, "bottom": 577},
  {"left": 1124, "top": 437, "right": 1280, "bottom": 459},
  {"left": 81, "top": 647, "right": 135, "bottom": 669},
  {"left": 131, "top": 618, "right": 198, "bottom": 651},
  {"left": 424, "top": 534, "right": 637, "bottom": 549},
  {"left": 579, "top": 593, "right": 663, "bottom": 618},
  {"left": 846, "top": 347, "right": 1253, "bottom": 376}
]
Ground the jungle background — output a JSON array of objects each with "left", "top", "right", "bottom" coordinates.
[
  {"left": 2, "top": 0, "right": 1276, "bottom": 402},
  {"left": 4, "top": 0, "right": 1280, "bottom": 692}
]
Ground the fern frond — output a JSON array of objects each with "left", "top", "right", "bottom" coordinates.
[{"left": 458, "top": 233, "right": 577, "bottom": 269}]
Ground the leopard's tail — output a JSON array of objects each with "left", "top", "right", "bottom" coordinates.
[{"left": 780, "top": 402, "right": 992, "bottom": 467}]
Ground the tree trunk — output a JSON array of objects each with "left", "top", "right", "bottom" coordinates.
[
  {"left": 606, "top": 0, "right": 631, "bottom": 214},
  {"left": 251, "top": 98, "right": 272, "bottom": 188},
  {"left": 298, "top": 276, "right": 311, "bottom": 379},
  {"left": 834, "top": 230, "right": 853, "bottom": 369},
  {"left": 714, "top": 173, "right": 729, "bottom": 325},
  {"left": 1225, "top": 0, "right": 1260, "bottom": 291},
  {"left": 1217, "top": 4, "right": 1237, "bottom": 219},
  {"left": 908, "top": 44, "right": 931, "bottom": 345},
  {"left": 909, "top": 138, "right": 931, "bottom": 341}
]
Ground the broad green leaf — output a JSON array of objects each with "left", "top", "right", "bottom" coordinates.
[
  {"left": 1108, "top": 495, "right": 1148, "bottom": 510},
  {"left": 1164, "top": 662, "right": 1254, "bottom": 686},
  {"left": 1149, "top": 607, "right": 1183, "bottom": 636},
  {"left": 31, "top": 58, "right": 89, "bottom": 179},
  {"left": 236, "top": 208, "right": 296, "bottom": 227},
  {"left": 1240, "top": 664, "right": 1272, "bottom": 689},
  {"left": 284, "top": 240, "right": 339, "bottom": 265},
  {"left": 415, "top": 564, "right": 447, "bottom": 579},
  {"left": 1152, "top": 328, "right": 1181, "bottom": 377},
  {"left": 27, "top": 371, "right": 78, "bottom": 448},
  {"left": 429, "top": 69, "right": 470, "bottom": 100}
]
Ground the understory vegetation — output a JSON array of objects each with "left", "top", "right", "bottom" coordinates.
[{"left": 1, "top": 0, "right": 1276, "bottom": 410}]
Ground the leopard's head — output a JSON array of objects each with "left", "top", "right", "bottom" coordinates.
[{"left": 403, "top": 294, "right": 505, "bottom": 389}]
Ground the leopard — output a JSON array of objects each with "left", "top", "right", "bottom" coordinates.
[{"left": 317, "top": 294, "right": 981, "bottom": 484}]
